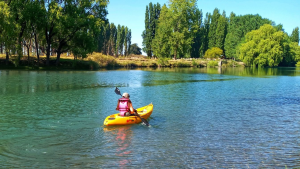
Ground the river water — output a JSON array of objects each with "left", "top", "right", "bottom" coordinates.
[{"left": 0, "top": 67, "right": 299, "bottom": 168}]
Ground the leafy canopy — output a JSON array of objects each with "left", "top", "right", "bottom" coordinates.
[
  {"left": 238, "top": 24, "right": 285, "bottom": 67},
  {"left": 152, "top": 0, "right": 198, "bottom": 59},
  {"left": 204, "top": 47, "right": 223, "bottom": 59}
]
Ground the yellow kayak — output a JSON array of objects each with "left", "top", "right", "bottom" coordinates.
[{"left": 103, "top": 103, "right": 153, "bottom": 126}]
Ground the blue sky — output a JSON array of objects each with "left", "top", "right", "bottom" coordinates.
[{"left": 107, "top": 0, "right": 300, "bottom": 55}]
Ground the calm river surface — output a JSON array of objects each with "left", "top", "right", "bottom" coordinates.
[{"left": 0, "top": 67, "right": 300, "bottom": 168}]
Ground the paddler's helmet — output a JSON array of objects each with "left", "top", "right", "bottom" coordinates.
[{"left": 122, "top": 92, "right": 130, "bottom": 98}]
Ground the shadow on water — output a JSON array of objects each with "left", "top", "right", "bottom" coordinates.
[
  {"left": 142, "top": 78, "right": 238, "bottom": 86},
  {"left": 0, "top": 70, "right": 128, "bottom": 95},
  {"left": 2, "top": 67, "right": 299, "bottom": 94}
]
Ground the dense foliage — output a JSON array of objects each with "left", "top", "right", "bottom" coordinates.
[
  {"left": 98, "top": 23, "right": 131, "bottom": 57},
  {"left": 142, "top": 2, "right": 161, "bottom": 57},
  {"left": 142, "top": 0, "right": 300, "bottom": 67},
  {"left": 238, "top": 24, "right": 300, "bottom": 67},
  {"left": 1, "top": 0, "right": 300, "bottom": 68},
  {"left": 204, "top": 47, "right": 223, "bottom": 59},
  {"left": 152, "top": 0, "right": 199, "bottom": 59},
  {"left": 129, "top": 43, "right": 142, "bottom": 55},
  {"left": 0, "top": 0, "right": 132, "bottom": 67}
]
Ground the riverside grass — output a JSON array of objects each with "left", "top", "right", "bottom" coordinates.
[{"left": 0, "top": 53, "right": 243, "bottom": 70}]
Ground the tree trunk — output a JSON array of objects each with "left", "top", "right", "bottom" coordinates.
[
  {"left": 45, "top": 26, "right": 53, "bottom": 67},
  {"left": 34, "top": 34, "right": 40, "bottom": 67},
  {"left": 56, "top": 51, "right": 61, "bottom": 67},
  {"left": 46, "top": 42, "right": 50, "bottom": 66},
  {"left": 5, "top": 51, "right": 9, "bottom": 65},
  {"left": 174, "top": 47, "right": 177, "bottom": 60},
  {"left": 27, "top": 45, "right": 30, "bottom": 66}
]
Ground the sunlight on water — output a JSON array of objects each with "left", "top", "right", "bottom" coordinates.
[{"left": 0, "top": 68, "right": 300, "bottom": 168}]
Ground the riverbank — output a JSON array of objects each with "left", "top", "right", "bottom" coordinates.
[{"left": 0, "top": 53, "right": 243, "bottom": 70}]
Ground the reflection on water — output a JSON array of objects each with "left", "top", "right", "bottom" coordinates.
[
  {"left": 0, "top": 68, "right": 300, "bottom": 168},
  {"left": 140, "top": 66, "right": 300, "bottom": 77},
  {"left": 143, "top": 78, "right": 238, "bottom": 86},
  {"left": 0, "top": 70, "right": 128, "bottom": 94},
  {"left": 103, "top": 126, "right": 133, "bottom": 168}
]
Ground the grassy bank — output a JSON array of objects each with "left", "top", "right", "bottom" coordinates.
[{"left": 0, "top": 53, "right": 243, "bottom": 70}]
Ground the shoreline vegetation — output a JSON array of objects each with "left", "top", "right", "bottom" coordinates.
[
  {"left": 0, "top": 53, "right": 244, "bottom": 70},
  {"left": 1, "top": 0, "right": 299, "bottom": 70}
]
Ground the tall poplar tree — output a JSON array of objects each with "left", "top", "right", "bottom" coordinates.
[
  {"left": 119, "top": 25, "right": 125, "bottom": 55},
  {"left": 124, "top": 27, "right": 128, "bottom": 56},
  {"left": 152, "top": 0, "right": 198, "bottom": 59},
  {"left": 126, "top": 29, "right": 131, "bottom": 56},
  {"left": 151, "top": 4, "right": 171, "bottom": 58},
  {"left": 142, "top": 2, "right": 161, "bottom": 57},
  {"left": 200, "top": 13, "right": 210, "bottom": 57},
  {"left": 142, "top": 5, "right": 151, "bottom": 56},
  {"left": 108, "top": 23, "right": 117, "bottom": 56},
  {"left": 190, "top": 8, "right": 203, "bottom": 58},
  {"left": 215, "top": 11, "right": 227, "bottom": 51},
  {"left": 208, "top": 8, "right": 220, "bottom": 49},
  {"left": 116, "top": 24, "right": 121, "bottom": 57}
]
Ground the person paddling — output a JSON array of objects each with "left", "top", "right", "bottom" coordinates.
[{"left": 116, "top": 92, "right": 136, "bottom": 116}]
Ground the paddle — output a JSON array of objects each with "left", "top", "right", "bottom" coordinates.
[{"left": 115, "top": 87, "right": 150, "bottom": 126}]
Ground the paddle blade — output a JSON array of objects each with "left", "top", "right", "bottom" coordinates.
[
  {"left": 115, "top": 87, "right": 122, "bottom": 96},
  {"left": 141, "top": 118, "right": 150, "bottom": 126}
]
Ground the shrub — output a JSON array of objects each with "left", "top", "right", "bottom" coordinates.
[
  {"left": 204, "top": 47, "right": 223, "bottom": 59},
  {"left": 87, "top": 53, "right": 117, "bottom": 68},
  {"left": 173, "top": 61, "right": 191, "bottom": 67},
  {"left": 222, "top": 60, "right": 239, "bottom": 67},
  {"left": 157, "top": 57, "right": 169, "bottom": 66},
  {"left": 192, "top": 59, "right": 198, "bottom": 67},
  {"left": 207, "top": 60, "right": 218, "bottom": 67}
]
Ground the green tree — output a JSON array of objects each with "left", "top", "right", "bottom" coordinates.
[
  {"left": 5, "top": 0, "right": 32, "bottom": 66},
  {"left": 53, "top": 0, "right": 108, "bottom": 65},
  {"left": 108, "top": 23, "right": 117, "bottom": 56},
  {"left": 152, "top": 0, "right": 198, "bottom": 59},
  {"left": 125, "top": 28, "right": 131, "bottom": 56},
  {"left": 199, "top": 12, "right": 210, "bottom": 57},
  {"left": 208, "top": 8, "right": 220, "bottom": 49},
  {"left": 116, "top": 24, "right": 121, "bottom": 57},
  {"left": 142, "top": 5, "right": 151, "bottom": 56},
  {"left": 281, "top": 39, "right": 300, "bottom": 66},
  {"left": 151, "top": 4, "right": 171, "bottom": 58},
  {"left": 224, "top": 14, "right": 272, "bottom": 59},
  {"left": 190, "top": 8, "right": 203, "bottom": 58},
  {"left": 129, "top": 43, "right": 142, "bottom": 55},
  {"left": 291, "top": 42, "right": 300, "bottom": 66},
  {"left": 103, "top": 23, "right": 111, "bottom": 55},
  {"left": 124, "top": 27, "right": 128, "bottom": 56},
  {"left": 28, "top": 1, "right": 45, "bottom": 66},
  {"left": 142, "top": 2, "right": 161, "bottom": 57},
  {"left": 118, "top": 25, "right": 125, "bottom": 56},
  {"left": 0, "top": 1, "right": 15, "bottom": 65},
  {"left": 238, "top": 24, "right": 285, "bottom": 67},
  {"left": 290, "top": 27, "right": 299, "bottom": 44},
  {"left": 204, "top": 47, "right": 223, "bottom": 59},
  {"left": 215, "top": 11, "right": 227, "bottom": 51},
  {"left": 43, "top": 1, "right": 61, "bottom": 66}
]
